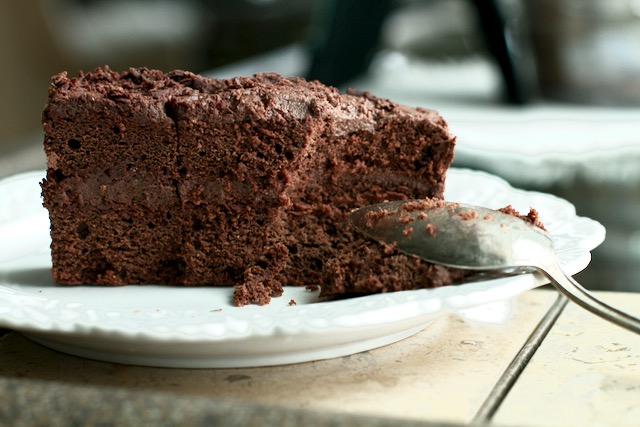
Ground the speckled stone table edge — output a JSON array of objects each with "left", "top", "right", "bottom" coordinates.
[{"left": 0, "top": 376, "right": 465, "bottom": 427}]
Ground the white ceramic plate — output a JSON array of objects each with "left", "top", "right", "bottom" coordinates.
[{"left": 0, "top": 169, "right": 605, "bottom": 368}]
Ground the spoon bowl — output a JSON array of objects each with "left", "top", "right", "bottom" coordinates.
[{"left": 350, "top": 200, "right": 640, "bottom": 334}]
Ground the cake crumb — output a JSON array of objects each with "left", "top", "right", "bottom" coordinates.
[
  {"left": 498, "top": 205, "right": 546, "bottom": 231},
  {"left": 425, "top": 223, "right": 436, "bottom": 236},
  {"left": 399, "top": 211, "right": 412, "bottom": 224},
  {"left": 288, "top": 299, "right": 297, "bottom": 306},
  {"left": 458, "top": 210, "right": 479, "bottom": 220},
  {"left": 402, "top": 227, "right": 414, "bottom": 237},
  {"left": 401, "top": 198, "right": 445, "bottom": 212},
  {"left": 363, "top": 208, "right": 398, "bottom": 228},
  {"left": 233, "top": 268, "right": 284, "bottom": 306},
  {"left": 382, "top": 241, "right": 399, "bottom": 255}
]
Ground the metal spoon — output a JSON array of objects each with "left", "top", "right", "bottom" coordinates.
[{"left": 350, "top": 200, "right": 640, "bottom": 334}]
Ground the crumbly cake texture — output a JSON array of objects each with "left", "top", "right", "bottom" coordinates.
[
  {"left": 319, "top": 203, "right": 545, "bottom": 298},
  {"left": 319, "top": 241, "right": 470, "bottom": 298},
  {"left": 41, "top": 66, "right": 456, "bottom": 306}
]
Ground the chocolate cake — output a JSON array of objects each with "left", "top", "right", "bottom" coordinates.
[{"left": 41, "top": 66, "right": 456, "bottom": 305}]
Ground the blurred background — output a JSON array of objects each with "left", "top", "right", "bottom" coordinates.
[{"left": 2, "top": 0, "right": 640, "bottom": 293}]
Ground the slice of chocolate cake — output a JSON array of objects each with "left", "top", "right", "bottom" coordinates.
[{"left": 41, "top": 66, "right": 456, "bottom": 305}]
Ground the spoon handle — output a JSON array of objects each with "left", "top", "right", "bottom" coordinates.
[{"left": 542, "top": 261, "right": 640, "bottom": 334}]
